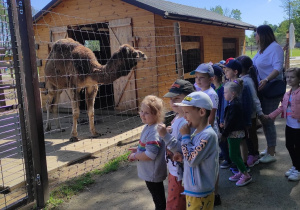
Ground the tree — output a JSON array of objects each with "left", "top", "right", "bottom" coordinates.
[
  {"left": 231, "top": 9, "right": 242, "bottom": 21},
  {"left": 281, "top": 0, "right": 300, "bottom": 42},
  {"left": 210, "top": 6, "right": 242, "bottom": 21},
  {"left": 210, "top": 5, "right": 223, "bottom": 15},
  {"left": 246, "top": 32, "right": 256, "bottom": 46}
]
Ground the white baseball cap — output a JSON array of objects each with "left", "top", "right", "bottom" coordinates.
[{"left": 174, "top": 91, "right": 213, "bottom": 110}]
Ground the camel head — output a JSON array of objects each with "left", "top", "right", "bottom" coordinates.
[{"left": 107, "top": 44, "right": 147, "bottom": 78}]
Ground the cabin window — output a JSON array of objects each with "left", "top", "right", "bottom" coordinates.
[
  {"left": 223, "top": 38, "right": 238, "bottom": 60},
  {"left": 177, "top": 36, "right": 203, "bottom": 74}
]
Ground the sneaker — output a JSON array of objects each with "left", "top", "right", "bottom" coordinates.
[
  {"left": 231, "top": 165, "right": 250, "bottom": 174},
  {"left": 220, "top": 160, "right": 231, "bottom": 169},
  {"left": 259, "top": 154, "right": 276, "bottom": 163},
  {"left": 236, "top": 174, "right": 252, "bottom": 186},
  {"left": 288, "top": 170, "right": 300, "bottom": 181},
  {"left": 247, "top": 155, "right": 260, "bottom": 167},
  {"left": 260, "top": 149, "right": 267, "bottom": 156},
  {"left": 214, "top": 194, "right": 221, "bottom": 206},
  {"left": 285, "top": 166, "right": 296, "bottom": 177},
  {"left": 229, "top": 172, "right": 242, "bottom": 182}
]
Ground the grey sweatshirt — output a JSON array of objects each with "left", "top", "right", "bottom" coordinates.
[
  {"left": 181, "top": 125, "right": 219, "bottom": 197},
  {"left": 136, "top": 124, "right": 167, "bottom": 182}
]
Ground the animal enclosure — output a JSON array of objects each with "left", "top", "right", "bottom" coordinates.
[{"left": 0, "top": 0, "right": 256, "bottom": 209}]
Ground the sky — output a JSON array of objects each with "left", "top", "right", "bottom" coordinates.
[{"left": 31, "top": 0, "right": 287, "bottom": 36}]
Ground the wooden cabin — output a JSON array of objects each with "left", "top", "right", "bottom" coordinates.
[{"left": 33, "top": 0, "right": 255, "bottom": 112}]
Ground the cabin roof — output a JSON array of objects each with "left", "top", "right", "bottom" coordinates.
[{"left": 33, "top": 0, "right": 256, "bottom": 30}]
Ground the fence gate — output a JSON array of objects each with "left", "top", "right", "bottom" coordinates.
[{"left": 0, "top": 0, "right": 49, "bottom": 209}]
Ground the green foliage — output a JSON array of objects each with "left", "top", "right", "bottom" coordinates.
[
  {"left": 246, "top": 32, "right": 256, "bottom": 46},
  {"left": 290, "top": 47, "right": 300, "bottom": 56},
  {"left": 245, "top": 50, "right": 256, "bottom": 59},
  {"left": 231, "top": 9, "right": 242, "bottom": 21},
  {"left": 92, "top": 152, "right": 130, "bottom": 175},
  {"left": 210, "top": 5, "right": 242, "bottom": 20},
  {"left": 84, "top": 40, "right": 101, "bottom": 51},
  {"left": 43, "top": 151, "right": 131, "bottom": 209},
  {"left": 210, "top": 5, "right": 223, "bottom": 15},
  {"left": 281, "top": 0, "right": 300, "bottom": 42}
]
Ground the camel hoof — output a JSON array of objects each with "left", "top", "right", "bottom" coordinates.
[
  {"left": 45, "top": 125, "right": 51, "bottom": 132},
  {"left": 89, "top": 133, "right": 101, "bottom": 138},
  {"left": 69, "top": 137, "right": 79, "bottom": 142}
]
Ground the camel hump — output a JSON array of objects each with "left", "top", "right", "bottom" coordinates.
[{"left": 51, "top": 38, "right": 81, "bottom": 53}]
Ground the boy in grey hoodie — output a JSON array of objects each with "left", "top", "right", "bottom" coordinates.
[{"left": 162, "top": 91, "right": 219, "bottom": 210}]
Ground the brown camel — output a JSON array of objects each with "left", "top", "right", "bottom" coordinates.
[{"left": 44, "top": 38, "right": 147, "bottom": 142}]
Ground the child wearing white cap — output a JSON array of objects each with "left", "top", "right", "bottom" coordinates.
[{"left": 162, "top": 91, "right": 219, "bottom": 210}]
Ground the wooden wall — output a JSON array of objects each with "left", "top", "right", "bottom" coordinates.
[
  {"left": 34, "top": 0, "right": 157, "bottom": 108},
  {"left": 154, "top": 15, "right": 245, "bottom": 110},
  {"left": 34, "top": 0, "right": 246, "bottom": 112}
]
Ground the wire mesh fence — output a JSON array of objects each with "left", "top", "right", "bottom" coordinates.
[
  {"left": 0, "top": 0, "right": 32, "bottom": 209},
  {"left": 32, "top": 8, "right": 179, "bottom": 201},
  {"left": 0, "top": 0, "right": 247, "bottom": 208}
]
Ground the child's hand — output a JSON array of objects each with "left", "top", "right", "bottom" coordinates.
[
  {"left": 166, "top": 126, "right": 172, "bottom": 134},
  {"left": 219, "top": 123, "right": 224, "bottom": 128},
  {"left": 128, "top": 153, "right": 136, "bottom": 162},
  {"left": 157, "top": 123, "right": 167, "bottom": 137},
  {"left": 128, "top": 147, "right": 137, "bottom": 153},
  {"left": 260, "top": 114, "right": 272, "bottom": 124},
  {"left": 180, "top": 123, "right": 191, "bottom": 135},
  {"left": 166, "top": 149, "right": 174, "bottom": 160},
  {"left": 173, "top": 152, "right": 183, "bottom": 163}
]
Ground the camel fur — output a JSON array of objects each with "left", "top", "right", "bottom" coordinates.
[{"left": 44, "top": 38, "right": 147, "bottom": 141}]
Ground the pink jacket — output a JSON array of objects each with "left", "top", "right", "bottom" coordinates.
[{"left": 269, "top": 87, "right": 300, "bottom": 120}]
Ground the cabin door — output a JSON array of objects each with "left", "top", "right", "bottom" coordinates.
[
  {"left": 109, "top": 18, "right": 137, "bottom": 112},
  {"left": 50, "top": 27, "right": 72, "bottom": 109}
]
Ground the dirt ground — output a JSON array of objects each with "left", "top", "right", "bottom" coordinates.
[{"left": 57, "top": 117, "right": 300, "bottom": 210}]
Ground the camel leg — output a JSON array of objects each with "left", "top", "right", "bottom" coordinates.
[
  {"left": 86, "top": 85, "right": 99, "bottom": 137},
  {"left": 52, "top": 90, "right": 65, "bottom": 132},
  {"left": 70, "top": 88, "right": 80, "bottom": 142},
  {"left": 45, "top": 89, "right": 55, "bottom": 132}
]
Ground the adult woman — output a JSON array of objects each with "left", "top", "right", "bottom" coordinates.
[{"left": 252, "top": 25, "right": 284, "bottom": 163}]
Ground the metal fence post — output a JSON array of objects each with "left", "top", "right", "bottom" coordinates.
[
  {"left": 13, "top": 0, "right": 49, "bottom": 207},
  {"left": 7, "top": 0, "right": 34, "bottom": 204}
]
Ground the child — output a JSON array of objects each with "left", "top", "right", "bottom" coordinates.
[
  {"left": 222, "top": 79, "right": 252, "bottom": 186},
  {"left": 163, "top": 91, "right": 218, "bottom": 209},
  {"left": 128, "top": 95, "right": 167, "bottom": 210},
  {"left": 224, "top": 60, "right": 253, "bottom": 173},
  {"left": 237, "top": 56, "right": 264, "bottom": 167},
  {"left": 190, "top": 63, "right": 221, "bottom": 205},
  {"left": 157, "top": 79, "right": 194, "bottom": 210},
  {"left": 266, "top": 68, "right": 300, "bottom": 181},
  {"left": 212, "top": 64, "right": 230, "bottom": 169},
  {"left": 191, "top": 63, "right": 219, "bottom": 135}
]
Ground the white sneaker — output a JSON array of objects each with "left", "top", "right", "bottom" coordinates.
[
  {"left": 259, "top": 154, "right": 276, "bottom": 163},
  {"left": 288, "top": 170, "right": 300, "bottom": 181},
  {"left": 260, "top": 149, "right": 267, "bottom": 156},
  {"left": 285, "top": 166, "right": 296, "bottom": 177}
]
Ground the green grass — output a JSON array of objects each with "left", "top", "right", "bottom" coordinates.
[
  {"left": 245, "top": 50, "right": 256, "bottom": 59},
  {"left": 43, "top": 151, "right": 131, "bottom": 210},
  {"left": 290, "top": 48, "right": 300, "bottom": 57},
  {"left": 245, "top": 48, "right": 300, "bottom": 59}
]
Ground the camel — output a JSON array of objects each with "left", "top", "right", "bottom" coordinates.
[{"left": 44, "top": 38, "right": 147, "bottom": 142}]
